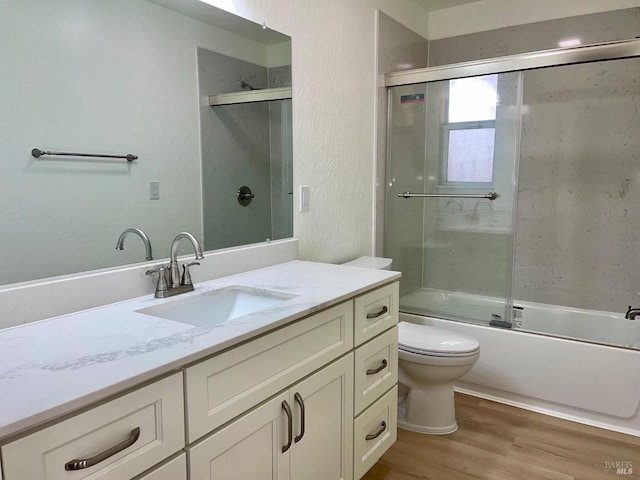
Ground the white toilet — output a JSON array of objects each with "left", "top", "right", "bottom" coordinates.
[
  {"left": 342, "top": 256, "right": 480, "bottom": 435},
  {"left": 398, "top": 321, "right": 479, "bottom": 434},
  {"left": 341, "top": 255, "right": 393, "bottom": 270}
]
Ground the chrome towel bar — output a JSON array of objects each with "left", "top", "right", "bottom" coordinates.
[
  {"left": 31, "top": 148, "right": 138, "bottom": 162},
  {"left": 399, "top": 192, "right": 498, "bottom": 200}
]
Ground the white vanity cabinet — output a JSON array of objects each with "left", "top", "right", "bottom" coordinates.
[
  {"left": 1, "top": 373, "right": 185, "bottom": 480},
  {"left": 351, "top": 282, "right": 399, "bottom": 479},
  {"left": 185, "top": 281, "right": 399, "bottom": 480},
  {"left": 0, "top": 274, "right": 400, "bottom": 480},
  {"left": 189, "top": 354, "right": 354, "bottom": 480}
]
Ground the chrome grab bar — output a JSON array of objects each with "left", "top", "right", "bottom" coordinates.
[
  {"left": 32, "top": 148, "right": 138, "bottom": 162},
  {"left": 399, "top": 192, "right": 498, "bottom": 200}
]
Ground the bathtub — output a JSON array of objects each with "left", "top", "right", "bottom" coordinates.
[
  {"left": 401, "top": 301, "right": 640, "bottom": 436},
  {"left": 401, "top": 288, "right": 640, "bottom": 350}
]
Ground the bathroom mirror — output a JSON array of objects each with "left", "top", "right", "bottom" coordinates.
[{"left": 0, "top": 0, "right": 293, "bottom": 286}]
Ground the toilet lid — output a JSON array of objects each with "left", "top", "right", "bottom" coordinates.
[{"left": 398, "top": 321, "right": 480, "bottom": 356}]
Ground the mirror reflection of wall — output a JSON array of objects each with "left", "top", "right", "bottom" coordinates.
[
  {"left": 197, "top": 49, "right": 293, "bottom": 251},
  {"left": 0, "top": 0, "right": 292, "bottom": 287}
]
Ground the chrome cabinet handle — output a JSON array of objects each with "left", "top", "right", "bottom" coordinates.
[
  {"left": 282, "top": 400, "right": 293, "bottom": 453},
  {"left": 365, "top": 421, "right": 387, "bottom": 441},
  {"left": 65, "top": 427, "right": 141, "bottom": 471},
  {"left": 366, "top": 359, "right": 388, "bottom": 375},
  {"left": 366, "top": 306, "right": 388, "bottom": 319},
  {"left": 294, "top": 392, "right": 305, "bottom": 443}
]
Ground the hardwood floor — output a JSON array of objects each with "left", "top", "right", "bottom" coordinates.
[{"left": 362, "top": 393, "right": 640, "bottom": 480}]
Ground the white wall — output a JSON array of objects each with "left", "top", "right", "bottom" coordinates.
[
  {"left": 428, "top": 0, "right": 640, "bottom": 39},
  {"left": 200, "top": 0, "right": 429, "bottom": 263}
]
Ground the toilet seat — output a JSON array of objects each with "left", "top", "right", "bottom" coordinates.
[{"left": 398, "top": 321, "right": 480, "bottom": 358}]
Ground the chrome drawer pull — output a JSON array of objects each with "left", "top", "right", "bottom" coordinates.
[
  {"left": 366, "top": 306, "right": 388, "bottom": 319},
  {"left": 294, "top": 392, "right": 305, "bottom": 443},
  {"left": 282, "top": 400, "right": 293, "bottom": 453},
  {"left": 365, "top": 421, "right": 387, "bottom": 441},
  {"left": 366, "top": 359, "right": 388, "bottom": 375},
  {"left": 64, "top": 427, "right": 141, "bottom": 471}
]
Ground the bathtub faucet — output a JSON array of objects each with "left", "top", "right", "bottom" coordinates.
[{"left": 624, "top": 306, "right": 640, "bottom": 320}]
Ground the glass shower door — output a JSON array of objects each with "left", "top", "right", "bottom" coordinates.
[{"left": 385, "top": 72, "right": 522, "bottom": 326}]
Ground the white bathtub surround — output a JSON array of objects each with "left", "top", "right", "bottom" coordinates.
[
  {"left": 0, "top": 261, "right": 400, "bottom": 441},
  {"left": 402, "top": 313, "right": 640, "bottom": 437},
  {"left": 0, "top": 239, "right": 298, "bottom": 329}
]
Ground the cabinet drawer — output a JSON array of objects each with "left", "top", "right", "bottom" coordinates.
[
  {"left": 1, "top": 373, "right": 184, "bottom": 480},
  {"left": 185, "top": 301, "right": 353, "bottom": 442},
  {"left": 354, "top": 283, "right": 398, "bottom": 346},
  {"left": 353, "top": 386, "right": 398, "bottom": 480},
  {"left": 354, "top": 326, "right": 398, "bottom": 415},
  {"left": 137, "top": 453, "right": 186, "bottom": 480}
]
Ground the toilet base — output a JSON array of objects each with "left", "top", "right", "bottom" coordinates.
[
  {"left": 397, "top": 379, "right": 461, "bottom": 435},
  {"left": 397, "top": 403, "right": 458, "bottom": 435}
]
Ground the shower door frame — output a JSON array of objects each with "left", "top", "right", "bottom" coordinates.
[
  {"left": 383, "top": 37, "right": 640, "bottom": 328},
  {"left": 385, "top": 38, "right": 640, "bottom": 87}
]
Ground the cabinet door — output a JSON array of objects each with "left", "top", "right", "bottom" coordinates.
[
  {"left": 188, "top": 392, "right": 290, "bottom": 480},
  {"left": 289, "top": 354, "right": 354, "bottom": 480}
]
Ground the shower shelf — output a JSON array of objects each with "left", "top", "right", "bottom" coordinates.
[{"left": 208, "top": 86, "right": 291, "bottom": 106}]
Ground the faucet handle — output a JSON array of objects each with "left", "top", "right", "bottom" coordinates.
[
  {"left": 146, "top": 267, "right": 169, "bottom": 297},
  {"left": 181, "top": 262, "right": 200, "bottom": 286}
]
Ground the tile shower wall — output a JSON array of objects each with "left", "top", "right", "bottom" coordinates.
[{"left": 428, "top": 8, "right": 640, "bottom": 311}]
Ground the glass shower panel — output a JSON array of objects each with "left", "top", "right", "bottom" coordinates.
[
  {"left": 270, "top": 98, "right": 293, "bottom": 241},
  {"left": 513, "top": 58, "right": 640, "bottom": 336},
  {"left": 385, "top": 72, "right": 522, "bottom": 326}
]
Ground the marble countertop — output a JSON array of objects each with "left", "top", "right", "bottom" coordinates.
[{"left": 0, "top": 260, "right": 400, "bottom": 441}]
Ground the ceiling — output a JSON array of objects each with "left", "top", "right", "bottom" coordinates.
[{"left": 414, "top": 0, "right": 482, "bottom": 12}]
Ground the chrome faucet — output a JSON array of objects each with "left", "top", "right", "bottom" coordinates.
[
  {"left": 169, "top": 232, "right": 204, "bottom": 287},
  {"left": 625, "top": 306, "right": 640, "bottom": 320},
  {"left": 115, "top": 228, "right": 153, "bottom": 261},
  {"left": 146, "top": 232, "right": 204, "bottom": 298}
]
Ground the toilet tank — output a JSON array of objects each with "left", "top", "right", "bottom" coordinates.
[{"left": 342, "top": 256, "right": 392, "bottom": 270}]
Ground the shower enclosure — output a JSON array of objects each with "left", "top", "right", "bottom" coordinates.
[
  {"left": 384, "top": 40, "right": 640, "bottom": 350},
  {"left": 197, "top": 47, "right": 293, "bottom": 252}
]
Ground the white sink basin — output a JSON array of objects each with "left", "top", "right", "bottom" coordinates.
[{"left": 137, "top": 286, "right": 298, "bottom": 327}]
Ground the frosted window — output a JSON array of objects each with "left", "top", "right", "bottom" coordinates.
[
  {"left": 448, "top": 75, "right": 498, "bottom": 122},
  {"left": 447, "top": 128, "right": 495, "bottom": 183}
]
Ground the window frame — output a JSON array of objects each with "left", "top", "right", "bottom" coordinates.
[{"left": 439, "top": 77, "right": 498, "bottom": 187}]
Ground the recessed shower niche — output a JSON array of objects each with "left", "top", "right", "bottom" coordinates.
[{"left": 197, "top": 47, "right": 293, "bottom": 251}]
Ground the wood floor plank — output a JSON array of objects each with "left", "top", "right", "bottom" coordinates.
[{"left": 361, "top": 393, "right": 638, "bottom": 480}]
